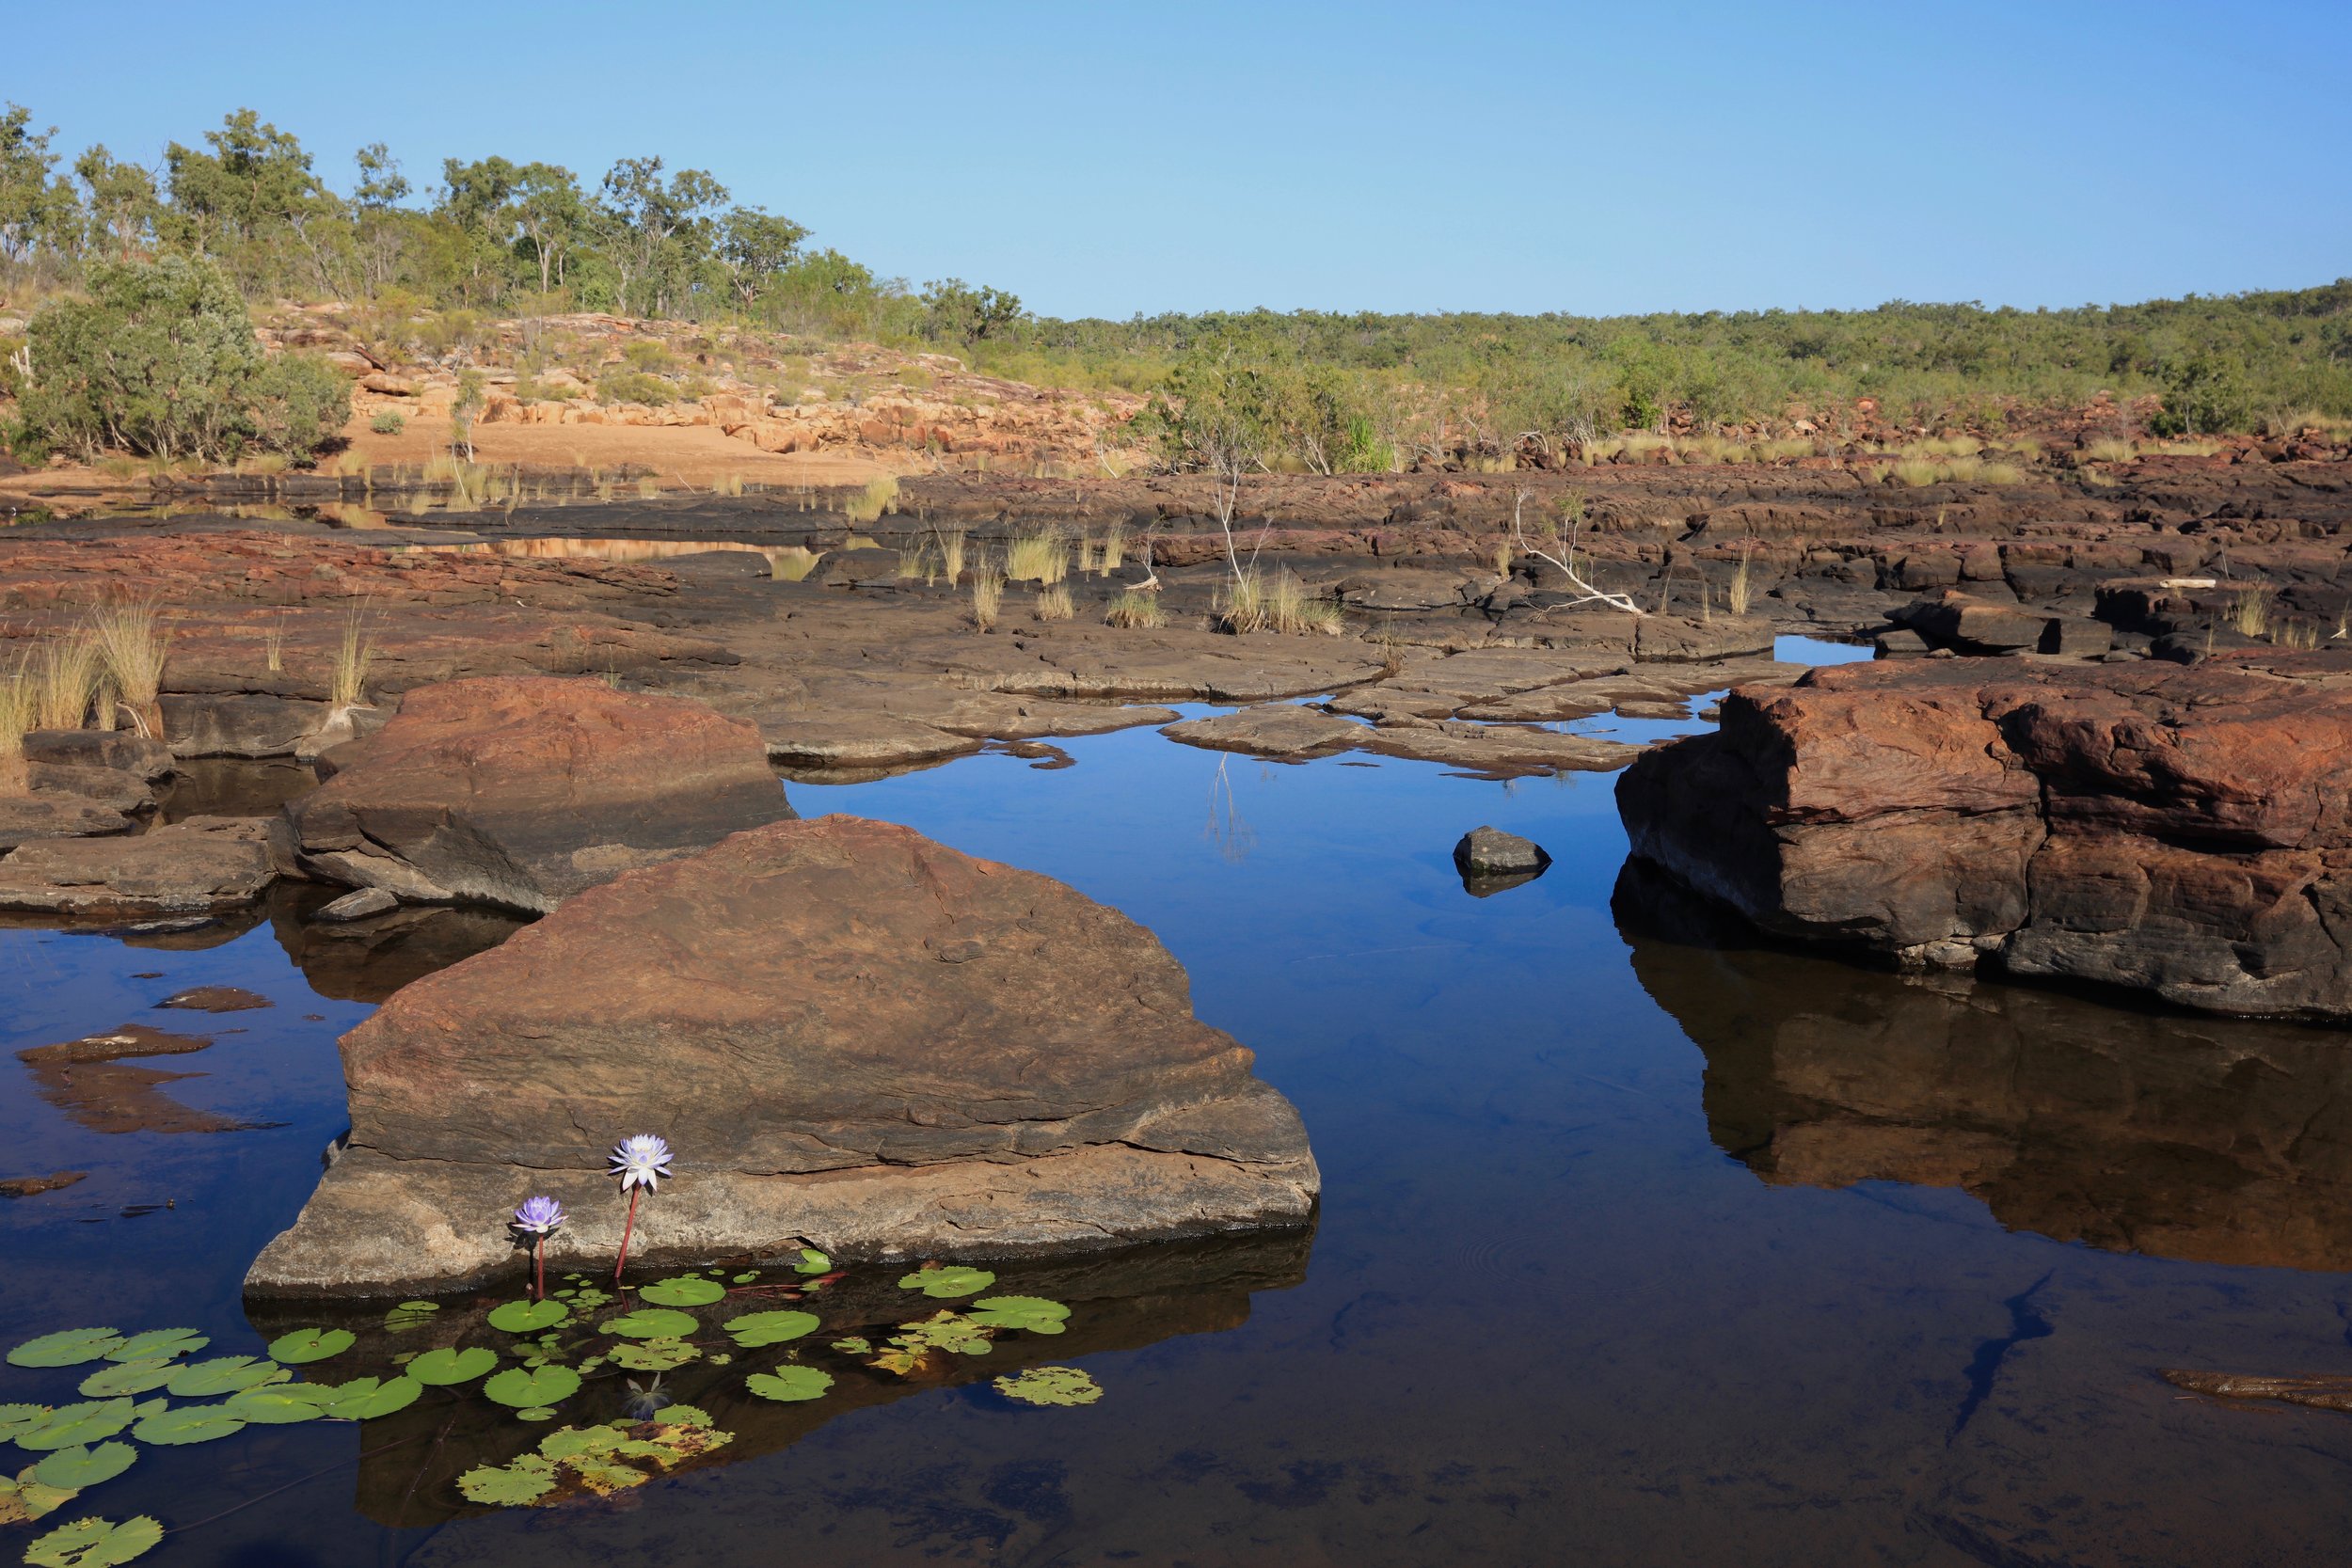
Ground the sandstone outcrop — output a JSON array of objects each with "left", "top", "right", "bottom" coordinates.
[
  {"left": 1616, "top": 652, "right": 2352, "bottom": 1019},
  {"left": 0, "top": 817, "right": 275, "bottom": 916},
  {"left": 246, "top": 816, "right": 1319, "bottom": 1293},
  {"left": 278, "top": 676, "right": 794, "bottom": 913}
]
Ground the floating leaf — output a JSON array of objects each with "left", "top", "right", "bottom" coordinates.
[
  {"left": 17, "top": 1403, "right": 135, "bottom": 1452},
  {"left": 226, "top": 1386, "right": 332, "bottom": 1425},
  {"left": 0, "top": 1406, "right": 53, "bottom": 1439},
  {"left": 514, "top": 1406, "right": 557, "bottom": 1422},
  {"left": 8, "top": 1332, "right": 124, "bottom": 1370},
  {"left": 538, "top": 1425, "right": 623, "bottom": 1462},
  {"left": 830, "top": 1338, "right": 871, "bottom": 1355},
  {"left": 600, "top": 1309, "right": 698, "bottom": 1340},
  {"left": 24, "top": 1514, "right": 163, "bottom": 1568},
  {"left": 485, "top": 1300, "right": 570, "bottom": 1334},
  {"left": 166, "top": 1357, "right": 285, "bottom": 1399},
  {"left": 898, "top": 1265, "right": 995, "bottom": 1299},
  {"left": 605, "top": 1338, "right": 698, "bottom": 1372},
  {"left": 636, "top": 1275, "right": 725, "bottom": 1307},
  {"left": 573, "top": 1462, "right": 648, "bottom": 1496},
  {"left": 383, "top": 1302, "right": 438, "bottom": 1332},
  {"left": 30, "top": 1446, "right": 134, "bottom": 1493},
  {"left": 266, "top": 1328, "right": 356, "bottom": 1366},
  {"left": 73, "top": 1363, "right": 174, "bottom": 1400},
  {"left": 567, "top": 1287, "right": 614, "bottom": 1310},
  {"left": 731, "top": 1273, "right": 758, "bottom": 1285},
  {"left": 660, "top": 1404, "right": 714, "bottom": 1428},
  {"left": 993, "top": 1367, "right": 1103, "bottom": 1407},
  {"left": 792, "top": 1249, "right": 831, "bottom": 1275},
  {"left": 456, "top": 1463, "right": 554, "bottom": 1506},
  {"left": 103, "top": 1331, "right": 205, "bottom": 1365},
  {"left": 722, "top": 1309, "right": 818, "bottom": 1348},
  {"left": 483, "top": 1366, "right": 580, "bottom": 1409},
  {"left": 407, "top": 1347, "right": 499, "bottom": 1386},
  {"left": 0, "top": 1466, "right": 79, "bottom": 1526},
  {"left": 132, "top": 1407, "right": 246, "bottom": 1447},
  {"left": 321, "top": 1376, "right": 421, "bottom": 1421},
  {"left": 967, "top": 1296, "right": 1071, "bottom": 1334},
  {"left": 744, "top": 1368, "right": 833, "bottom": 1403},
  {"left": 707, "top": 1353, "right": 733, "bottom": 1367}
]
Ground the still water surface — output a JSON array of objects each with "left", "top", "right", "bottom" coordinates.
[{"left": 4, "top": 640, "right": 2349, "bottom": 1565}]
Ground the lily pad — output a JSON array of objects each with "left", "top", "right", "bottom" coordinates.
[
  {"left": 600, "top": 1308, "right": 699, "bottom": 1340},
  {"left": 574, "top": 1461, "right": 649, "bottom": 1495},
  {"left": 0, "top": 1405, "right": 53, "bottom": 1439},
  {"left": 486, "top": 1300, "right": 570, "bottom": 1334},
  {"left": 0, "top": 1467, "right": 79, "bottom": 1526},
  {"left": 321, "top": 1376, "right": 421, "bottom": 1420},
  {"left": 24, "top": 1514, "right": 164, "bottom": 1568},
  {"left": 383, "top": 1302, "right": 438, "bottom": 1331},
  {"left": 539, "top": 1425, "right": 624, "bottom": 1461},
  {"left": 993, "top": 1366, "right": 1103, "bottom": 1407},
  {"left": 514, "top": 1406, "right": 558, "bottom": 1422},
  {"left": 166, "top": 1356, "right": 285, "bottom": 1398},
  {"left": 265, "top": 1328, "right": 355, "bottom": 1366},
  {"left": 792, "top": 1249, "right": 831, "bottom": 1275},
  {"left": 73, "top": 1364, "right": 175, "bottom": 1400},
  {"left": 30, "top": 1445, "right": 135, "bottom": 1493},
  {"left": 605, "top": 1338, "right": 698, "bottom": 1372},
  {"left": 731, "top": 1273, "right": 758, "bottom": 1285},
  {"left": 567, "top": 1287, "right": 614, "bottom": 1309},
  {"left": 407, "top": 1347, "right": 499, "bottom": 1386},
  {"left": 636, "top": 1275, "right": 725, "bottom": 1307},
  {"left": 132, "top": 1406, "right": 246, "bottom": 1446},
  {"left": 744, "top": 1367, "right": 833, "bottom": 1403},
  {"left": 483, "top": 1366, "right": 580, "bottom": 1409},
  {"left": 722, "top": 1309, "right": 819, "bottom": 1348},
  {"left": 8, "top": 1332, "right": 124, "bottom": 1370},
  {"left": 103, "top": 1331, "right": 205, "bottom": 1365},
  {"left": 17, "top": 1403, "right": 135, "bottom": 1452},
  {"left": 456, "top": 1463, "right": 554, "bottom": 1506},
  {"left": 227, "top": 1386, "right": 332, "bottom": 1425},
  {"left": 967, "top": 1296, "right": 1071, "bottom": 1335},
  {"left": 830, "top": 1338, "right": 871, "bottom": 1354},
  {"left": 898, "top": 1265, "right": 995, "bottom": 1299},
  {"left": 660, "top": 1403, "right": 714, "bottom": 1428}
]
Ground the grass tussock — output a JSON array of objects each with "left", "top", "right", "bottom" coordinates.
[
  {"left": 1006, "top": 531, "right": 1068, "bottom": 583},
  {"left": 1104, "top": 591, "right": 1167, "bottom": 629},
  {"left": 935, "top": 529, "right": 967, "bottom": 584},
  {"left": 2229, "top": 586, "right": 2272, "bottom": 638},
  {"left": 844, "top": 475, "right": 898, "bottom": 525},
  {"left": 1219, "top": 568, "right": 1346, "bottom": 636},
  {"left": 90, "top": 602, "right": 169, "bottom": 737},
  {"left": 331, "top": 604, "right": 377, "bottom": 709},
  {"left": 970, "top": 563, "right": 1005, "bottom": 630},
  {"left": 33, "top": 631, "right": 103, "bottom": 731},
  {"left": 2083, "top": 437, "right": 2138, "bottom": 464},
  {"left": 896, "top": 546, "right": 927, "bottom": 579},
  {"left": 0, "top": 665, "right": 31, "bottom": 794},
  {"left": 1101, "top": 521, "right": 1127, "bottom": 573},
  {"left": 1727, "top": 544, "right": 1755, "bottom": 618},
  {"left": 768, "top": 547, "right": 821, "bottom": 582},
  {"left": 1034, "top": 583, "right": 1075, "bottom": 621}
]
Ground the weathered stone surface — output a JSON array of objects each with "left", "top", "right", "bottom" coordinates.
[
  {"left": 757, "top": 715, "right": 985, "bottom": 768},
  {"left": 282, "top": 676, "right": 794, "bottom": 913},
  {"left": 0, "top": 794, "right": 133, "bottom": 849},
  {"left": 0, "top": 817, "right": 275, "bottom": 915},
  {"left": 29, "top": 761, "right": 153, "bottom": 813},
  {"left": 22, "top": 730, "right": 175, "bottom": 780},
  {"left": 161, "top": 692, "right": 332, "bottom": 758},
  {"left": 314, "top": 886, "right": 398, "bottom": 922},
  {"left": 1454, "top": 826, "right": 1550, "bottom": 876},
  {"left": 1356, "top": 721, "right": 1642, "bottom": 777},
  {"left": 248, "top": 816, "right": 1318, "bottom": 1293},
  {"left": 1618, "top": 653, "right": 2352, "bottom": 1017},
  {"left": 1162, "top": 705, "right": 1363, "bottom": 759}
]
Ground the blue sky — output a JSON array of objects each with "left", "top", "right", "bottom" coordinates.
[{"left": 12, "top": 0, "right": 2348, "bottom": 319}]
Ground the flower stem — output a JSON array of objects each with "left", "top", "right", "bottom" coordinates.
[
  {"left": 533, "top": 1234, "right": 546, "bottom": 1302},
  {"left": 614, "top": 1185, "right": 641, "bottom": 1283}
]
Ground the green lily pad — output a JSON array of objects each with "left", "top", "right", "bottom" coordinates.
[
  {"left": 567, "top": 1287, "right": 614, "bottom": 1309},
  {"left": 722, "top": 1309, "right": 819, "bottom": 1348},
  {"left": 605, "top": 1338, "right": 698, "bottom": 1372},
  {"left": 17, "top": 1403, "right": 135, "bottom": 1452},
  {"left": 660, "top": 1403, "right": 714, "bottom": 1428},
  {"left": 226, "top": 1386, "right": 332, "bottom": 1425},
  {"left": 574, "top": 1461, "right": 648, "bottom": 1494},
  {"left": 132, "top": 1406, "right": 246, "bottom": 1446},
  {"left": 456, "top": 1463, "right": 554, "bottom": 1506},
  {"left": 514, "top": 1406, "right": 557, "bottom": 1422},
  {"left": 383, "top": 1302, "right": 439, "bottom": 1331},
  {"left": 600, "top": 1308, "right": 698, "bottom": 1340},
  {"left": 166, "top": 1356, "right": 285, "bottom": 1398},
  {"left": 103, "top": 1331, "right": 205, "bottom": 1364},
  {"left": 30, "top": 1445, "right": 135, "bottom": 1493},
  {"left": 265, "top": 1328, "right": 355, "bottom": 1366},
  {"left": 0, "top": 1467, "right": 81, "bottom": 1525},
  {"left": 744, "top": 1367, "right": 833, "bottom": 1402},
  {"left": 898, "top": 1265, "right": 995, "bottom": 1299},
  {"left": 967, "top": 1296, "right": 1071, "bottom": 1334},
  {"left": 731, "top": 1273, "right": 758, "bottom": 1285},
  {"left": 407, "top": 1347, "right": 499, "bottom": 1386},
  {"left": 0, "top": 1405, "right": 53, "bottom": 1439},
  {"left": 993, "top": 1366, "right": 1103, "bottom": 1407},
  {"left": 8, "top": 1332, "right": 124, "bottom": 1370},
  {"left": 24, "top": 1514, "right": 164, "bottom": 1567},
  {"left": 73, "top": 1363, "right": 174, "bottom": 1400},
  {"left": 792, "top": 1249, "right": 831, "bottom": 1275},
  {"left": 636, "top": 1275, "right": 725, "bottom": 1307},
  {"left": 486, "top": 1300, "right": 570, "bottom": 1334},
  {"left": 538, "top": 1425, "right": 623, "bottom": 1461},
  {"left": 482, "top": 1365, "right": 580, "bottom": 1409},
  {"left": 830, "top": 1337, "right": 871, "bottom": 1354},
  {"left": 322, "top": 1376, "right": 421, "bottom": 1420}
]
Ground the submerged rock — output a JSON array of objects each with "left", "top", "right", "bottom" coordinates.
[
  {"left": 1617, "top": 654, "right": 2352, "bottom": 1020},
  {"left": 0, "top": 817, "right": 275, "bottom": 916},
  {"left": 247, "top": 816, "right": 1318, "bottom": 1294},
  {"left": 278, "top": 675, "right": 795, "bottom": 913}
]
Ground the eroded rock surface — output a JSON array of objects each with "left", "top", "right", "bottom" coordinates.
[
  {"left": 1618, "top": 651, "right": 2352, "bottom": 1018},
  {"left": 0, "top": 817, "right": 274, "bottom": 915},
  {"left": 279, "top": 675, "right": 794, "bottom": 913},
  {"left": 247, "top": 816, "right": 1318, "bottom": 1293}
]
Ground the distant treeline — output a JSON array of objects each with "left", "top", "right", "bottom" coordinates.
[{"left": 3, "top": 103, "right": 2347, "bottom": 467}]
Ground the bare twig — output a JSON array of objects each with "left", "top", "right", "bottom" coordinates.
[{"left": 1506, "top": 488, "right": 1645, "bottom": 615}]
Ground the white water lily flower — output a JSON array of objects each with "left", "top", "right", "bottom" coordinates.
[{"left": 609, "top": 1133, "right": 674, "bottom": 1192}]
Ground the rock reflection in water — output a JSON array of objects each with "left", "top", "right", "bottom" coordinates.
[
  {"left": 1615, "top": 861, "right": 2352, "bottom": 1272},
  {"left": 242, "top": 1226, "right": 1311, "bottom": 1529},
  {"left": 265, "top": 884, "right": 527, "bottom": 1004}
]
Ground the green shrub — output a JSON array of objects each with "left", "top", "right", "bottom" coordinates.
[
  {"left": 248, "top": 354, "right": 353, "bottom": 456},
  {"left": 597, "top": 370, "right": 674, "bottom": 406},
  {"left": 371, "top": 410, "right": 406, "bottom": 435}
]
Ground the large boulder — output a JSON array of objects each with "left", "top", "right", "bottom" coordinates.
[
  {"left": 246, "top": 816, "right": 1318, "bottom": 1293},
  {"left": 278, "top": 676, "right": 794, "bottom": 913},
  {"left": 1616, "top": 653, "right": 2352, "bottom": 1019}
]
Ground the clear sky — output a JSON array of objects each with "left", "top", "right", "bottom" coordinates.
[{"left": 11, "top": 0, "right": 2348, "bottom": 320}]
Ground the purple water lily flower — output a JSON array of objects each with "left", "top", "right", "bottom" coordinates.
[
  {"left": 608, "top": 1133, "right": 675, "bottom": 1281},
  {"left": 512, "top": 1196, "right": 566, "bottom": 1235}
]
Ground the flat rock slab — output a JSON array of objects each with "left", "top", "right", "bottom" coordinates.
[
  {"left": 283, "top": 675, "right": 795, "bottom": 913},
  {"left": 758, "top": 715, "right": 986, "bottom": 768},
  {"left": 248, "top": 815, "right": 1317, "bottom": 1294},
  {"left": 1162, "top": 705, "right": 1364, "bottom": 759},
  {"left": 23, "top": 731, "right": 176, "bottom": 780},
  {"left": 1358, "top": 722, "right": 1644, "bottom": 777},
  {"left": 157, "top": 986, "right": 272, "bottom": 1012},
  {"left": 0, "top": 817, "right": 274, "bottom": 916},
  {"left": 29, "top": 762, "right": 154, "bottom": 813},
  {"left": 0, "top": 795, "right": 132, "bottom": 850}
]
